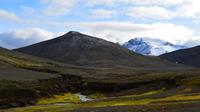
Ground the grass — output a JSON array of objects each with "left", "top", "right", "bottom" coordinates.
[
  {"left": 88, "top": 93, "right": 106, "bottom": 99},
  {"left": 1, "top": 47, "right": 200, "bottom": 112},
  {"left": 158, "top": 94, "right": 200, "bottom": 102},
  {"left": 37, "top": 93, "right": 80, "bottom": 105},
  {"left": 183, "top": 77, "right": 200, "bottom": 86},
  {"left": 5, "top": 88, "right": 200, "bottom": 112},
  {"left": 141, "top": 89, "right": 165, "bottom": 95},
  {"left": 0, "top": 53, "right": 48, "bottom": 68},
  {"left": 6, "top": 98, "right": 154, "bottom": 112},
  {"left": 2, "top": 89, "right": 162, "bottom": 112},
  {"left": 108, "top": 89, "right": 165, "bottom": 99}
]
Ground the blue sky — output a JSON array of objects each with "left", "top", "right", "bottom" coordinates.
[{"left": 1, "top": 0, "right": 200, "bottom": 49}]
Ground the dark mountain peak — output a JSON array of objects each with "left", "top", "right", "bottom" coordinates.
[
  {"left": 58, "top": 31, "right": 110, "bottom": 48},
  {"left": 66, "top": 31, "right": 81, "bottom": 35},
  {"left": 60, "top": 31, "right": 83, "bottom": 39},
  {"left": 60, "top": 31, "right": 98, "bottom": 41},
  {"left": 164, "top": 42, "right": 174, "bottom": 46},
  {"left": 128, "top": 38, "right": 146, "bottom": 45}
]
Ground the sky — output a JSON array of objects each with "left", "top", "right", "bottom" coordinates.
[{"left": 1, "top": 0, "right": 200, "bottom": 49}]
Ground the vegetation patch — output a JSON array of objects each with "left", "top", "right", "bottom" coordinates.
[
  {"left": 0, "top": 54, "right": 47, "bottom": 68},
  {"left": 88, "top": 93, "right": 106, "bottom": 99},
  {"left": 6, "top": 88, "right": 200, "bottom": 112},
  {"left": 38, "top": 93, "right": 80, "bottom": 105},
  {"left": 7, "top": 98, "right": 153, "bottom": 112},
  {"left": 157, "top": 94, "right": 200, "bottom": 103},
  {"left": 0, "top": 80, "right": 38, "bottom": 108}
]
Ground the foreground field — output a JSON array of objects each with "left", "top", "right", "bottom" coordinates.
[
  {"left": 3, "top": 86, "right": 200, "bottom": 112},
  {"left": 1, "top": 47, "right": 200, "bottom": 112}
]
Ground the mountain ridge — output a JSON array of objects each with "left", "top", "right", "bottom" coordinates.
[
  {"left": 123, "top": 37, "right": 187, "bottom": 56},
  {"left": 15, "top": 31, "right": 184, "bottom": 69},
  {"left": 160, "top": 45, "right": 200, "bottom": 67}
]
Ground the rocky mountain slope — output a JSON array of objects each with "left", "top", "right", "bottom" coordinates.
[{"left": 123, "top": 37, "right": 186, "bottom": 56}]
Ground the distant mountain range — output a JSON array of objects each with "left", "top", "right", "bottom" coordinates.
[
  {"left": 15, "top": 31, "right": 182, "bottom": 69},
  {"left": 123, "top": 37, "right": 187, "bottom": 56}
]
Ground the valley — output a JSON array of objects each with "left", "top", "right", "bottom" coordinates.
[
  {"left": 4, "top": 81, "right": 200, "bottom": 112},
  {"left": 2, "top": 0, "right": 200, "bottom": 111},
  {"left": 0, "top": 32, "right": 200, "bottom": 112}
]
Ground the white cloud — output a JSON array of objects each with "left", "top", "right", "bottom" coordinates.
[
  {"left": 41, "top": 0, "right": 77, "bottom": 16},
  {"left": 184, "top": 39, "right": 200, "bottom": 47},
  {"left": 85, "top": 0, "right": 184, "bottom": 7},
  {"left": 85, "top": 0, "right": 117, "bottom": 6},
  {"left": 0, "top": 21, "right": 199, "bottom": 49},
  {"left": 183, "top": 35, "right": 200, "bottom": 47},
  {"left": 12, "top": 28, "right": 54, "bottom": 40},
  {"left": 129, "top": 0, "right": 183, "bottom": 6},
  {"left": 176, "top": 1, "right": 200, "bottom": 18},
  {"left": 85, "top": 0, "right": 200, "bottom": 20},
  {"left": 79, "top": 21, "right": 195, "bottom": 44},
  {"left": 126, "top": 6, "right": 175, "bottom": 20},
  {"left": 21, "top": 6, "right": 37, "bottom": 16},
  {"left": 89, "top": 9, "right": 116, "bottom": 19},
  {"left": 0, "top": 28, "right": 54, "bottom": 49},
  {"left": 0, "top": 9, "right": 21, "bottom": 22}
]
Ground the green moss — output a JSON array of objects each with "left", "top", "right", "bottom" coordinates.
[
  {"left": 9, "top": 98, "right": 153, "bottom": 112},
  {"left": 141, "top": 89, "right": 165, "bottom": 96},
  {"left": 184, "top": 78, "right": 200, "bottom": 86},
  {"left": 6, "top": 92, "right": 200, "bottom": 112},
  {"left": 37, "top": 93, "right": 80, "bottom": 105},
  {"left": 0, "top": 55, "right": 45, "bottom": 67},
  {"left": 119, "top": 89, "right": 165, "bottom": 99},
  {"left": 6, "top": 89, "right": 166, "bottom": 112},
  {"left": 159, "top": 94, "right": 200, "bottom": 102},
  {"left": 88, "top": 93, "right": 106, "bottom": 99}
]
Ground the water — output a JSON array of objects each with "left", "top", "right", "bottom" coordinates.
[{"left": 75, "top": 93, "right": 92, "bottom": 102}]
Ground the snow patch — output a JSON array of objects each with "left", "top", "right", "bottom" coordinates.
[{"left": 123, "top": 37, "right": 187, "bottom": 56}]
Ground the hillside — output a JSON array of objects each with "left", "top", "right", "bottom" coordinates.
[
  {"left": 0, "top": 47, "right": 65, "bottom": 108},
  {"left": 16, "top": 31, "right": 183, "bottom": 69},
  {"left": 0, "top": 47, "right": 61, "bottom": 80},
  {"left": 160, "top": 46, "right": 200, "bottom": 67},
  {"left": 2, "top": 43, "right": 200, "bottom": 112}
]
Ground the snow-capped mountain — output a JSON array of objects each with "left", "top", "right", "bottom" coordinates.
[{"left": 123, "top": 37, "right": 187, "bottom": 56}]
